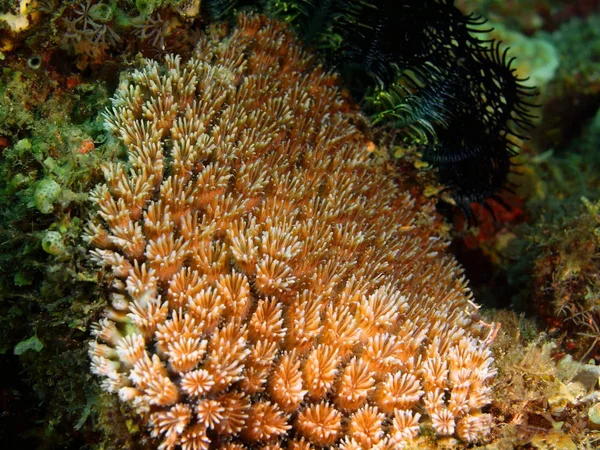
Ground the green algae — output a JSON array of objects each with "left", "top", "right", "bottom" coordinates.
[
  {"left": 0, "top": 48, "right": 121, "bottom": 448},
  {"left": 13, "top": 334, "right": 44, "bottom": 355}
]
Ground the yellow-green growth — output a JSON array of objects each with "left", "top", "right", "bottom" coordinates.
[
  {"left": 41, "top": 231, "right": 65, "bottom": 256},
  {"left": 34, "top": 178, "right": 61, "bottom": 214}
]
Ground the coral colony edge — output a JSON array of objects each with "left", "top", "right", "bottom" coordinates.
[{"left": 86, "top": 13, "right": 498, "bottom": 449}]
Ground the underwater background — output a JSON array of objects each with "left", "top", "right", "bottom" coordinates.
[{"left": 1, "top": 0, "right": 600, "bottom": 448}]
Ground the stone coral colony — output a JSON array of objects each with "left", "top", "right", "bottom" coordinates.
[{"left": 86, "top": 13, "right": 497, "bottom": 449}]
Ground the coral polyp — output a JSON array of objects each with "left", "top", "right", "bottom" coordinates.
[{"left": 87, "top": 13, "right": 497, "bottom": 448}]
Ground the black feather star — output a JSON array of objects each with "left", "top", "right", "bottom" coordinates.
[{"left": 336, "top": 0, "right": 539, "bottom": 222}]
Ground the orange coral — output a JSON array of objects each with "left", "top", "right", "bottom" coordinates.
[{"left": 88, "top": 13, "right": 496, "bottom": 448}]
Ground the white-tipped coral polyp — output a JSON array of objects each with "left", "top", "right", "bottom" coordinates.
[{"left": 88, "top": 13, "right": 496, "bottom": 448}]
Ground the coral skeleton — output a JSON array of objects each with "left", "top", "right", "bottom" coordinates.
[{"left": 88, "top": 13, "right": 496, "bottom": 448}]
